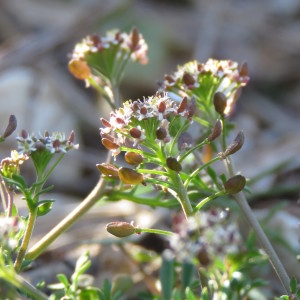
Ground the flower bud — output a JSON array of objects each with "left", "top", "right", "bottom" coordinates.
[
  {"left": 177, "top": 97, "right": 188, "bottom": 114},
  {"left": 224, "top": 175, "right": 246, "bottom": 194},
  {"left": 208, "top": 119, "right": 222, "bottom": 142},
  {"left": 101, "top": 118, "right": 112, "bottom": 128},
  {"left": 125, "top": 152, "right": 143, "bottom": 165},
  {"left": 224, "top": 131, "right": 244, "bottom": 156},
  {"left": 97, "top": 163, "right": 119, "bottom": 178},
  {"left": 106, "top": 222, "right": 136, "bottom": 237},
  {"left": 213, "top": 92, "right": 227, "bottom": 115},
  {"left": 166, "top": 157, "right": 182, "bottom": 172},
  {"left": 130, "top": 127, "right": 142, "bottom": 139},
  {"left": 130, "top": 27, "right": 140, "bottom": 50},
  {"left": 182, "top": 72, "right": 195, "bottom": 87},
  {"left": 239, "top": 61, "right": 248, "bottom": 77},
  {"left": 118, "top": 167, "right": 144, "bottom": 184}
]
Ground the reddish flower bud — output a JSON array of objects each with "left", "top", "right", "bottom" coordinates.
[
  {"left": 101, "top": 118, "right": 111, "bottom": 128},
  {"left": 158, "top": 101, "right": 166, "bottom": 113},
  {"left": 125, "top": 152, "right": 143, "bottom": 165},
  {"left": 106, "top": 222, "right": 136, "bottom": 237},
  {"left": 118, "top": 167, "right": 144, "bottom": 184},
  {"left": 213, "top": 92, "right": 227, "bottom": 115},
  {"left": 177, "top": 97, "right": 188, "bottom": 114},
  {"left": 224, "top": 175, "right": 246, "bottom": 194},
  {"left": 130, "top": 127, "right": 142, "bottom": 139},
  {"left": 182, "top": 72, "right": 195, "bottom": 87},
  {"left": 239, "top": 61, "right": 248, "bottom": 77},
  {"left": 166, "top": 157, "right": 182, "bottom": 172}
]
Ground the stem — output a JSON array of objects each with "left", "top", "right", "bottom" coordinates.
[
  {"left": 169, "top": 170, "right": 193, "bottom": 218},
  {"left": 14, "top": 207, "right": 38, "bottom": 272},
  {"left": 136, "top": 228, "right": 173, "bottom": 236},
  {"left": 225, "top": 154, "right": 290, "bottom": 294},
  {"left": 194, "top": 191, "right": 225, "bottom": 212},
  {"left": 25, "top": 176, "right": 107, "bottom": 261}
]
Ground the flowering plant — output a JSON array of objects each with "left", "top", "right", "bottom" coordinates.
[{"left": 0, "top": 28, "right": 297, "bottom": 299}]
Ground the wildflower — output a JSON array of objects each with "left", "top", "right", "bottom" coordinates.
[
  {"left": 69, "top": 28, "right": 148, "bottom": 86},
  {"left": 159, "top": 59, "right": 249, "bottom": 120},
  {"left": 0, "top": 150, "right": 28, "bottom": 179}
]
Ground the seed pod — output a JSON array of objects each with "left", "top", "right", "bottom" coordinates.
[
  {"left": 213, "top": 92, "right": 227, "bottom": 115},
  {"left": 156, "top": 127, "right": 167, "bottom": 140},
  {"left": 208, "top": 119, "right": 222, "bottom": 142},
  {"left": 102, "top": 138, "right": 119, "bottom": 150},
  {"left": 125, "top": 152, "right": 143, "bottom": 165},
  {"left": 224, "top": 175, "right": 246, "bottom": 194},
  {"left": 118, "top": 167, "right": 144, "bottom": 184},
  {"left": 166, "top": 157, "right": 182, "bottom": 172},
  {"left": 106, "top": 222, "right": 136, "bottom": 237},
  {"left": 2, "top": 115, "right": 17, "bottom": 138},
  {"left": 224, "top": 131, "right": 244, "bottom": 156},
  {"left": 68, "top": 59, "right": 91, "bottom": 80},
  {"left": 96, "top": 163, "right": 119, "bottom": 178}
]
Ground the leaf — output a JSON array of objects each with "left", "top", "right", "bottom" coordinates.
[
  {"left": 290, "top": 277, "right": 297, "bottom": 294},
  {"left": 181, "top": 261, "right": 195, "bottom": 295},
  {"left": 37, "top": 200, "right": 54, "bottom": 216},
  {"left": 160, "top": 252, "right": 175, "bottom": 300},
  {"left": 57, "top": 274, "right": 70, "bottom": 288}
]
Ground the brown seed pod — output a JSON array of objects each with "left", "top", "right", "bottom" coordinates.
[
  {"left": 106, "top": 222, "right": 136, "bottom": 237},
  {"left": 68, "top": 59, "right": 91, "bottom": 80},
  {"left": 208, "top": 119, "right": 222, "bottom": 142},
  {"left": 118, "top": 167, "right": 144, "bottom": 184},
  {"left": 96, "top": 163, "right": 119, "bottom": 178},
  {"left": 130, "top": 127, "right": 142, "bottom": 139},
  {"left": 102, "top": 138, "right": 119, "bottom": 150},
  {"left": 125, "top": 152, "right": 143, "bottom": 165},
  {"left": 224, "top": 175, "right": 246, "bottom": 194},
  {"left": 156, "top": 127, "right": 167, "bottom": 140},
  {"left": 182, "top": 72, "right": 195, "bottom": 86},
  {"left": 177, "top": 97, "right": 188, "bottom": 114},
  {"left": 213, "top": 92, "right": 227, "bottom": 115},
  {"left": 166, "top": 157, "right": 182, "bottom": 172},
  {"left": 224, "top": 131, "right": 244, "bottom": 156}
]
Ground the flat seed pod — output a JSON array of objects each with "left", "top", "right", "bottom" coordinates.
[
  {"left": 166, "top": 157, "right": 182, "bottom": 172},
  {"left": 125, "top": 152, "right": 143, "bottom": 165},
  {"left": 119, "top": 167, "right": 144, "bottom": 184},
  {"left": 96, "top": 163, "right": 119, "bottom": 178},
  {"left": 102, "top": 138, "right": 119, "bottom": 150}
]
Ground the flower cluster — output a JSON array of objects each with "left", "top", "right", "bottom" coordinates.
[
  {"left": 169, "top": 208, "right": 242, "bottom": 265},
  {"left": 100, "top": 93, "right": 194, "bottom": 158},
  {"left": 68, "top": 28, "right": 148, "bottom": 83},
  {"left": 159, "top": 59, "right": 249, "bottom": 118},
  {"left": 0, "top": 150, "right": 28, "bottom": 179},
  {"left": 16, "top": 130, "right": 79, "bottom": 156}
]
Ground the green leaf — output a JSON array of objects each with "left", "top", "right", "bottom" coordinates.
[
  {"left": 290, "top": 277, "right": 297, "bottom": 294},
  {"left": 57, "top": 274, "right": 70, "bottom": 288},
  {"left": 181, "top": 261, "right": 195, "bottom": 295},
  {"left": 160, "top": 252, "right": 175, "bottom": 300},
  {"left": 37, "top": 200, "right": 54, "bottom": 216}
]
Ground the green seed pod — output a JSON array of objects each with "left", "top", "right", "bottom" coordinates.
[
  {"left": 118, "top": 167, "right": 144, "bottom": 184},
  {"left": 213, "top": 92, "right": 227, "bottom": 115},
  {"left": 224, "top": 175, "right": 246, "bottom": 194},
  {"left": 106, "top": 222, "right": 136, "bottom": 237},
  {"left": 125, "top": 152, "right": 143, "bottom": 165},
  {"left": 166, "top": 157, "right": 182, "bottom": 172}
]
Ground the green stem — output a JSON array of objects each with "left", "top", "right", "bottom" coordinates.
[
  {"left": 136, "top": 228, "right": 173, "bottom": 236},
  {"left": 14, "top": 207, "right": 38, "bottom": 272},
  {"left": 194, "top": 191, "right": 225, "bottom": 212},
  {"left": 25, "top": 176, "right": 107, "bottom": 261},
  {"left": 169, "top": 170, "right": 193, "bottom": 218}
]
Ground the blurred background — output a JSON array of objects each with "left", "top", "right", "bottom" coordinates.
[{"left": 0, "top": 0, "right": 299, "bottom": 294}]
